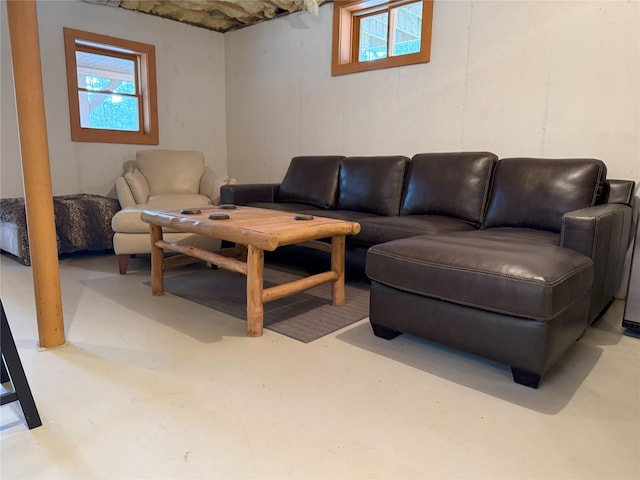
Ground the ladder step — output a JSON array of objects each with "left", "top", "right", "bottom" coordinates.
[
  {"left": 1, "top": 391, "right": 18, "bottom": 405},
  {"left": 1, "top": 300, "right": 42, "bottom": 429}
]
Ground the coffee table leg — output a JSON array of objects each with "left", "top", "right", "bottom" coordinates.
[
  {"left": 246, "top": 245, "right": 264, "bottom": 337},
  {"left": 331, "top": 235, "right": 346, "bottom": 306},
  {"left": 150, "top": 224, "right": 164, "bottom": 296}
]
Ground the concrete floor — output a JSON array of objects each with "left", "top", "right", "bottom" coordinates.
[{"left": 1, "top": 252, "right": 639, "bottom": 479}]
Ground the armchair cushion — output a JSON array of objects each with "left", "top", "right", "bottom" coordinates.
[
  {"left": 112, "top": 207, "right": 176, "bottom": 234},
  {"left": 136, "top": 149, "right": 205, "bottom": 195},
  {"left": 124, "top": 168, "right": 150, "bottom": 204}
]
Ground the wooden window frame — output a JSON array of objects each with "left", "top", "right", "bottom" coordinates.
[
  {"left": 332, "top": 0, "right": 434, "bottom": 76},
  {"left": 63, "top": 27, "right": 159, "bottom": 145}
]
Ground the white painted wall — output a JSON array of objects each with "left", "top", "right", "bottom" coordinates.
[
  {"left": 225, "top": 1, "right": 640, "bottom": 184},
  {"left": 1, "top": 0, "right": 227, "bottom": 198},
  {"left": 2, "top": 1, "right": 638, "bottom": 198}
]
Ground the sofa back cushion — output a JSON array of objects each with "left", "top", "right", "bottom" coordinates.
[
  {"left": 136, "top": 149, "right": 205, "bottom": 196},
  {"left": 337, "top": 156, "right": 409, "bottom": 216},
  {"left": 483, "top": 158, "right": 607, "bottom": 232},
  {"left": 275, "top": 156, "right": 345, "bottom": 208},
  {"left": 401, "top": 152, "right": 498, "bottom": 224}
]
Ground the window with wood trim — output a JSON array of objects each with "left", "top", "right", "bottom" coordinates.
[
  {"left": 332, "top": 0, "right": 434, "bottom": 76},
  {"left": 63, "top": 28, "right": 159, "bottom": 144}
]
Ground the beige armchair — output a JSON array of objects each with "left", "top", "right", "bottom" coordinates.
[{"left": 112, "top": 149, "right": 235, "bottom": 274}]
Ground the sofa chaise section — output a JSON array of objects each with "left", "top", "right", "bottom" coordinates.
[{"left": 366, "top": 157, "right": 630, "bottom": 387}]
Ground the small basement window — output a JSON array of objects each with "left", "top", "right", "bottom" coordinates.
[
  {"left": 332, "top": 0, "right": 434, "bottom": 76},
  {"left": 63, "top": 28, "right": 159, "bottom": 144}
]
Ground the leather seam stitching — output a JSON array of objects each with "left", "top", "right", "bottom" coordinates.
[{"left": 369, "top": 250, "right": 592, "bottom": 286}]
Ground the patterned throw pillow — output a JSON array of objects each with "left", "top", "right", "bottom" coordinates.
[{"left": 124, "top": 168, "right": 150, "bottom": 204}]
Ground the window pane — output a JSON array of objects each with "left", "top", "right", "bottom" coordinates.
[
  {"left": 392, "top": 2, "right": 422, "bottom": 57},
  {"left": 78, "top": 91, "right": 139, "bottom": 131},
  {"left": 359, "top": 12, "right": 389, "bottom": 61},
  {"left": 76, "top": 51, "right": 136, "bottom": 94}
]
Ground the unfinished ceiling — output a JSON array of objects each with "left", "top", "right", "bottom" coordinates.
[{"left": 84, "top": 0, "right": 327, "bottom": 33}]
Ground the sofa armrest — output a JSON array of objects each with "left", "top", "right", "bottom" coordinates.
[
  {"left": 220, "top": 183, "right": 280, "bottom": 205},
  {"left": 561, "top": 203, "right": 633, "bottom": 321},
  {"left": 115, "top": 176, "right": 136, "bottom": 208}
]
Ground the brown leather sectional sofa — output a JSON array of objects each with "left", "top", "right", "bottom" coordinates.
[{"left": 221, "top": 153, "right": 638, "bottom": 388}]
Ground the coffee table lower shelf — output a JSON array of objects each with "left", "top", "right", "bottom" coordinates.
[{"left": 149, "top": 228, "right": 350, "bottom": 337}]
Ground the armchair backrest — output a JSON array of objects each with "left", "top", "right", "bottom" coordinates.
[{"left": 136, "top": 149, "right": 205, "bottom": 196}]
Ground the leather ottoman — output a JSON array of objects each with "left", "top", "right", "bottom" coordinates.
[{"left": 366, "top": 231, "right": 594, "bottom": 387}]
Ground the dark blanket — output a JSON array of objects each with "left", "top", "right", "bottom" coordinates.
[{"left": 0, "top": 194, "right": 121, "bottom": 265}]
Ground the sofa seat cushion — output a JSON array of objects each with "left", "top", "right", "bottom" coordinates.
[
  {"left": 356, "top": 215, "right": 476, "bottom": 246},
  {"left": 366, "top": 231, "right": 593, "bottom": 321}
]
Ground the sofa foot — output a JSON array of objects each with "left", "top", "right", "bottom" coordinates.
[
  {"left": 118, "top": 254, "right": 131, "bottom": 275},
  {"left": 371, "top": 323, "right": 402, "bottom": 340},
  {"left": 511, "top": 368, "right": 541, "bottom": 388}
]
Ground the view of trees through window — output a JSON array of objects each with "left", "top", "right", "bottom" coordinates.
[
  {"left": 64, "top": 27, "right": 158, "bottom": 144},
  {"left": 75, "top": 51, "right": 139, "bottom": 131},
  {"left": 358, "top": 1, "right": 423, "bottom": 62}
]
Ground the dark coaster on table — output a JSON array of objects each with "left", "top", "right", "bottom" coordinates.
[
  {"left": 208, "top": 213, "right": 230, "bottom": 220},
  {"left": 180, "top": 208, "right": 201, "bottom": 215},
  {"left": 294, "top": 215, "right": 314, "bottom": 221},
  {"left": 217, "top": 204, "right": 237, "bottom": 209}
]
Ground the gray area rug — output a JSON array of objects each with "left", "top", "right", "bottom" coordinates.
[{"left": 146, "top": 267, "right": 369, "bottom": 343}]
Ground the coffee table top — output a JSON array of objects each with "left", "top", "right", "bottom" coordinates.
[{"left": 141, "top": 206, "right": 361, "bottom": 251}]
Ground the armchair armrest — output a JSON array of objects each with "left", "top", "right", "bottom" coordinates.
[
  {"left": 199, "top": 167, "right": 236, "bottom": 205},
  {"left": 220, "top": 183, "right": 280, "bottom": 206},
  {"left": 561, "top": 203, "right": 633, "bottom": 321}
]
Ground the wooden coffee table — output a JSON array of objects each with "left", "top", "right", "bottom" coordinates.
[{"left": 141, "top": 206, "right": 361, "bottom": 337}]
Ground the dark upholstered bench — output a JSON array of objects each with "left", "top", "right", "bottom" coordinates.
[
  {"left": 366, "top": 231, "right": 594, "bottom": 388},
  {"left": 0, "top": 194, "right": 120, "bottom": 265}
]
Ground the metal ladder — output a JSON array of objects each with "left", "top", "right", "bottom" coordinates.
[{"left": 1, "top": 300, "right": 42, "bottom": 429}]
